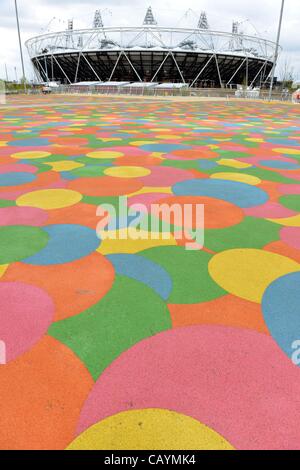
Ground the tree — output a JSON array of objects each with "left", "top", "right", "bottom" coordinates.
[{"left": 280, "top": 58, "right": 295, "bottom": 89}]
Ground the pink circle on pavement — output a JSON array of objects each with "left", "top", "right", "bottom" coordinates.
[
  {"left": 280, "top": 227, "right": 300, "bottom": 250},
  {"left": 128, "top": 193, "right": 171, "bottom": 211},
  {"left": 0, "top": 163, "right": 38, "bottom": 174},
  {"left": 104, "top": 146, "right": 149, "bottom": 157},
  {"left": 244, "top": 202, "right": 296, "bottom": 218},
  {"left": 0, "top": 206, "right": 48, "bottom": 226},
  {"left": 0, "top": 282, "right": 54, "bottom": 362},
  {"left": 140, "top": 166, "right": 195, "bottom": 186},
  {"left": 0, "top": 181, "right": 67, "bottom": 200},
  {"left": 279, "top": 184, "right": 300, "bottom": 195},
  {"left": 220, "top": 144, "right": 250, "bottom": 152},
  {"left": 281, "top": 171, "right": 300, "bottom": 181},
  {"left": 77, "top": 326, "right": 300, "bottom": 450},
  {"left": 0, "top": 146, "right": 49, "bottom": 158},
  {"left": 0, "top": 191, "right": 23, "bottom": 200}
]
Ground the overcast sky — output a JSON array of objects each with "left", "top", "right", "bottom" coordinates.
[{"left": 1, "top": 0, "right": 299, "bottom": 81}]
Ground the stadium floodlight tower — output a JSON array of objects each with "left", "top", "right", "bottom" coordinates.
[
  {"left": 66, "top": 19, "right": 74, "bottom": 50},
  {"left": 230, "top": 20, "right": 244, "bottom": 51},
  {"left": 198, "top": 12, "right": 209, "bottom": 30},
  {"left": 94, "top": 10, "right": 104, "bottom": 28},
  {"left": 26, "top": 6, "right": 278, "bottom": 88},
  {"left": 143, "top": 6, "right": 157, "bottom": 25},
  {"left": 232, "top": 21, "right": 239, "bottom": 35}
]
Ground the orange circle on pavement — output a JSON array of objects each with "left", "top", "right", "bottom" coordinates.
[
  {"left": 49, "top": 146, "right": 93, "bottom": 156},
  {"left": 44, "top": 203, "right": 100, "bottom": 230},
  {"left": 0, "top": 170, "right": 60, "bottom": 195},
  {"left": 169, "top": 294, "right": 269, "bottom": 334},
  {"left": 114, "top": 155, "right": 162, "bottom": 166},
  {"left": 153, "top": 196, "right": 244, "bottom": 229},
  {"left": 171, "top": 148, "right": 217, "bottom": 160},
  {"left": 2, "top": 251, "right": 115, "bottom": 321},
  {"left": 68, "top": 176, "right": 144, "bottom": 197},
  {"left": 49, "top": 137, "right": 89, "bottom": 146},
  {"left": 0, "top": 336, "right": 93, "bottom": 450}
]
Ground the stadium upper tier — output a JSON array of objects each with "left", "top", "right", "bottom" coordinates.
[{"left": 26, "top": 10, "right": 277, "bottom": 88}]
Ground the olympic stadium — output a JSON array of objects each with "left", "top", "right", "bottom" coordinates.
[{"left": 25, "top": 7, "right": 277, "bottom": 88}]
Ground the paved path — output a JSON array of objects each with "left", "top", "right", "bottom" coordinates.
[{"left": 0, "top": 96, "right": 300, "bottom": 450}]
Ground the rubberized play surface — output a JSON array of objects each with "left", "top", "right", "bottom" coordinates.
[{"left": 0, "top": 96, "right": 300, "bottom": 450}]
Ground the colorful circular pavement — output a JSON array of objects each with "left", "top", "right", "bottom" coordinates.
[{"left": 0, "top": 95, "right": 300, "bottom": 450}]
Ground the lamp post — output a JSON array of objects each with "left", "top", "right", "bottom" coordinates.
[
  {"left": 268, "top": 0, "right": 285, "bottom": 101},
  {"left": 14, "top": 0, "right": 27, "bottom": 93}
]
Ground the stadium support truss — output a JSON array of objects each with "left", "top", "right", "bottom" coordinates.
[{"left": 26, "top": 8, "right": 277, "bottom": 88}]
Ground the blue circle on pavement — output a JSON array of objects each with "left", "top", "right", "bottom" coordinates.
[
  {"left": 262, "top": 271, "right": 300, "bottom": 366},
  {"left": 0, "top": 172, "right": 36, "bottom": 187},
  {"left": 9, "top": 138, "right": 50, "bottom": 147},
  {"left": 107, "top": 253, "right": 172, "bottom": 300},
  {"left": 140, "top": 144, "right": 191, "bottom": 153},
  {"left": 172, "top": 178, "right": 268, "bottom": 208},
  {"left": 259, "top": 160, "right": 299, "bottom": 170},
  {"left": 24, "top": 224, "right": 100, "bottom": 265}
]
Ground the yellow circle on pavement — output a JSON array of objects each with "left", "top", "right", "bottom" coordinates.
[
  {"left": 210, "top": 172, "right": 261, "bottom": 186},
  {"left": 86, "top": 151, "right": 123, "bottom": 159},
  {"left": 67, "top": 409, "right": 234, "bottom": 450},
  {"left": 49, "top": 161, "right": 84, "bottom": 172},
  {"left": 104, "top": 166, "right": 151, "bottom": 178},
  {"left": 130, "top": 141, "right": 157, "bottom": 146},
  {"left": 0, "top": 264, "right": 8, "bottom": 278},
  {"left": 17, "top": 189, "right": 82, "bottom": 210},
  {"left": 217, "top": 159, "right": 252, "bottom": 169},
  {"left": 208, "top": 249, "right": 300, "bottom": 303},
  {"left": 11, "top": 151, "right": 51, "bottom": 160},
  {"left": 273, "top": 148, "right": 300, "bottom": 155},
  {"left": 267, "top": 214, "right": 300, "bottom": 227}
]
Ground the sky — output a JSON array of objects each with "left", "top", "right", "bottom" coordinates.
[{"left": 0, "top": 0, "right": 299, "bottom": 82}]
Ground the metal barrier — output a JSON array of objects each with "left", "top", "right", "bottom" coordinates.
[
  {"left": 5, "top": 85, "right": 293, "bottom": 102},
  {"left": 52, "top": 85, "right": 293, "bottom": 102}
]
